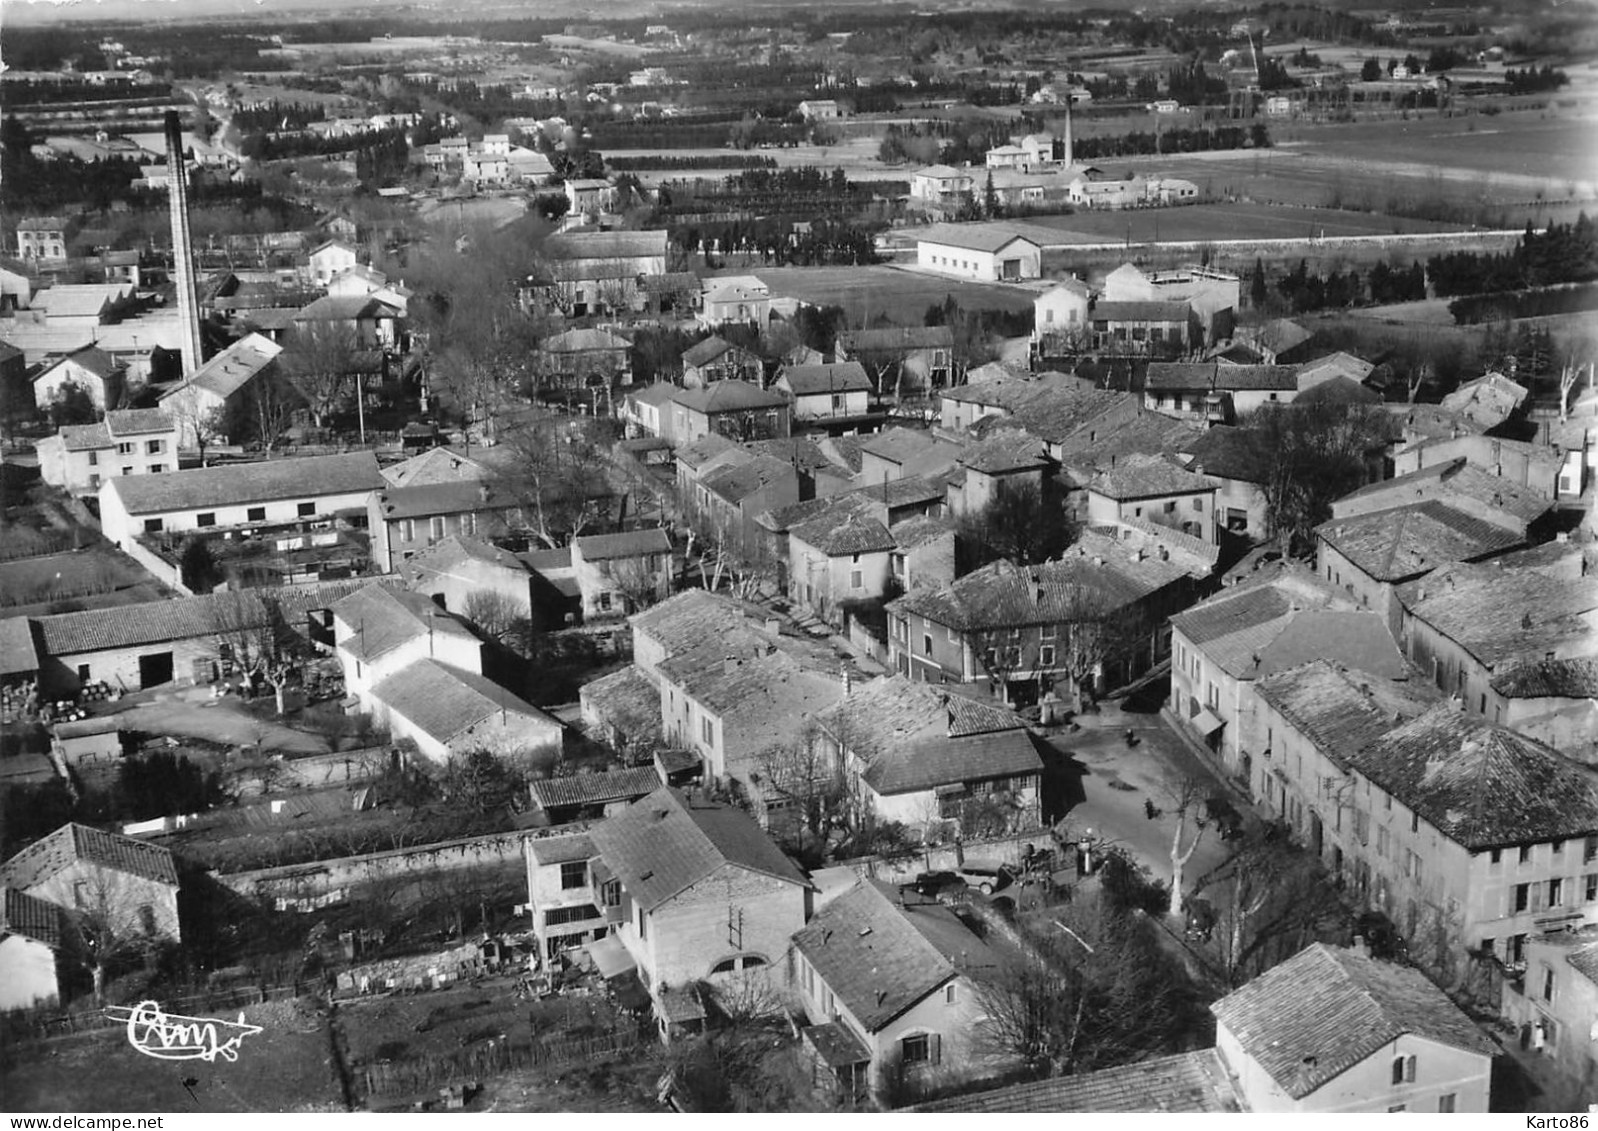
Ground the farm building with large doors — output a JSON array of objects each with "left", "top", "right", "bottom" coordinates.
[{"left": 33, "top": 591, "right": 270, "bottom": 696}]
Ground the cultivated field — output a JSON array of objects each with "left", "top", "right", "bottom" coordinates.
[
  {"left": 0, "top": 546, "right": 160, "bottom": 609},
  {"left": 1019, "top": 203, "right": 1473, "bottom": 244}
]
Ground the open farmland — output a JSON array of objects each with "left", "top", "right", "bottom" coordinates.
[
  {"left": 743, "top": 264, "right": 1038, "bottom": 324},
  {"left": 1020, "top": 203, "right": 1473, "bottom": 245}
]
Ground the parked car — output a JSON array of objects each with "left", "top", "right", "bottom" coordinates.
[
  {"left": 955, "top": 864, "right": 1012, "bottom": 896},
  {"left": 909, "top": 870, "right": 964, "bottom": 898}
]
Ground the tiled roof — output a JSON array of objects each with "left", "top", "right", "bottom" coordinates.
[
  {"left": 109, "top": 452, "right": 384, "bottom": 516},
  {"left": 1315, "top": 501, "right": 1524, "bottom": 583},
  {"left": 331, "top": 584, "right": 479, "bottom": 663},
  {"left": 891, "top": 542, "right": 1187, "bottom": 633},
  {"left": 588, "top": 787, "right": 807, "bottom": 911},
  {"left": 573, "top": 528, "right": 671, "bottom": 561},
  {"left": 58, "top": 421, "right": 112, "bottom": 452},
  {"left": 673, "top": 433, "right": 740, "bottom": 470},
  {"left": 626, "top": 382, "right": 682, "bottom": 409},
  {"left": 792, "top": 880, "right": 994, "bottom": 1031},
  {"left": 543, "top": 229, "right": 668, "bottom": 261},
  {"left": 39, "top": 345, "right": 119, "bottom": 381},
  {"left": 579, "top": 664, "right": 660, "bottom": 736},
  {"left": 530, "top": 766, "right": 663, "bottom": 810},
  {"left": 960, "top": 428, "right": 1051, "bottom": 474},
  {"left": 889, "top": 514, "right": 954, "bottom": 550},
  {"left": 702, "top": 454, "right": 793, "bottom": 506},
  {"left": 915, "top": 1049, "right": 1241, "bottom": 1113},
  {"left": 681, "top": 335, "right": 737, "bottom": 368},
  {"left": 294, "top": 294, "right": 399, "bottom": 323},
  {"left": 1146, "top": 362, "right": 1300, "bottom": 392},
  {"left": 1095, "top": 518, "right": 1218, "bottom": 578},
  {"left": 1490, "top": 656, "right": 1598, "bottom": 699},
  {"left": 105, "top": 408, "right": 175, "bottom": 437},
  {"left": 779, "top": 361, "right": 872, "bottom": 396},
  {"left": 1054, "top": 412, "right": 1202, "bottom": 476},
  {"left": 819, "top": 676, "right": 1042, "bottom": 795},
  {"left": 0, "top": 618, "right": 40, "bottom": 677},
  {"left": 630, "top": 589, "right": 762, "bottom": 657},
  {"left": 400, "top": 534, "right": 528, "bottom": 581},
  {"left": 1440, "top": 370, "right": 1528, "bottom": 426},
  {"left": 836, "top": 325, "right": 953, "bottom": 354},
  {"left": 1298, "top": 350, "right": 1375, "bottom": 382},
  {"left": 790, "top": 495, "right": 895, "bottom": 555},
  {"left": 1347, "top": 705, "right": 1598, "bottom": 849},
  {"left": 1334, "top": 458, "right": 1552, "bottom": 530},
  {"left": 1183, "top": 425, "right": 1271, "bottom": 484},
  {"left": 702, "top": 275, "right": 767, "bottom": 303},
  {"left": 2, "top": 886, "right": 62, "bottom": 949},
  {"left": 1254, "top": 660, "right": 1438, "bottom": 770},
  {"left": 267, "top": 575, "right": 405, "bottom": 622},
  {"left": 1391, "top": 404, "right": 1489, "bottom": 442},
  {"left": 1397, "top": 562, "right": 1598, "bottom": 669},
  {"left": 1088, "top": 453, "right": 1216, "bottom": 500},
  {"left": 165, "top": 333, "right": 281, "bottom": 400},
  {"left": 916, "top": 222, "right": 1044, "bottom": 253},
  {"left": 35, "top": 285, "right": 131, "bottom": 320},
  {"left": 38, "top": 591, "right": 269, "bottom": 656},
  {"left": 1252, "top": 318, "right": 1314, "bottom": 356},
  {"left": 543, "top": 327, "right": 631, "bottom": 354},
  {"left": 0, "top": 822, "right": 179, "bottom": 891},
  {"left": 990, "top": 386, "right": 1138, "bottom": 446},
  {"left": 1211, "top": 943, "right": 1493, "bottom": 1100},
  {"left": 657, "top": 638, "right": 843, "bottom": 728},
  {"left": 526, "top": 832, "right": 595, "bottom": 866},
  {"left": 371, "top": 479, "right": 516, "bottom": 521},
  {"left": 1568, "top": 939, "right": 1598, "bottom": 987},
  {"left": 370, "top": 658, "right": 560, "bottom": 745},
  {"left": 669, "top": 380, "right": 788, "bottom": 414},
  {"left": 379, "top": 445, "right": 515, "bottom": 488},
  {"left": 1169, "top": 568, "right": 1404, "bottom": 680},
  {"left": 745, "top": 436, "right": 841, "bottom": 476}
]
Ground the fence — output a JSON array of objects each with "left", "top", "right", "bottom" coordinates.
[
  {"left": 358, "top": 1026, "right": 646, "bottom": 1100},
  {"left": 1, "top": 980, "right": 320, "bottom": 1048}
]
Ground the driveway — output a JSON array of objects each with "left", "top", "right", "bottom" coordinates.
[{"left": 101, "top": 686, "right": 330, "bottom": 755}]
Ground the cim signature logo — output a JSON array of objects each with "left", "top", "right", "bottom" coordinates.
[{"left": 105, "top": 1000, "right": 264, "bottom": 1063}]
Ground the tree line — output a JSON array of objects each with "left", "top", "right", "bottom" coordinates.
[{"left": 1427, "top": 215, "right": 1597, "bottom": 298}]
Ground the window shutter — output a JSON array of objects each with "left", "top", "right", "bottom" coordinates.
[
  {"left": 930, "top": 1033, "right": 942, "bottom": 1064},
  {"left": 1405, "top": 1055, "right": 1416, "bottom": 1083},
  {"left": 1531, "top": 883, "right": 1544, "bottom": 912}
]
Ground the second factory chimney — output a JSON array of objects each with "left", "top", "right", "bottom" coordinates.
[{"left": 164, "top": 110, "right": 204, "bottom": 377}]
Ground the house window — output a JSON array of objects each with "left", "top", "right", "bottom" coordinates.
[
  {"left": 1513, "top": 883, "right": 1530, "bottom": 913},
  {"left": 849, "top": 570, "right": 863, "bottom": 590},
  {"left": 1586, "top": 836, "right": 1598, "bottom": 862},
  {"left": 1438, "top": 1095, "right": 1456, "bottom": 1114},
  {"left": 122, "top": 466, "right": 134, "bottom": 477},
  {"left": 560, "top": 861, "right": 587, "bottom": 890},
  {"left": 146, "top": 439, "right": 163, "bottom": 455},
  {"left": 923, "top": 634, "right": 933, "bottom": 657},
  {"left": 1192, "top": 498, "right": 1203, "bottom": 512},
  {"left": 944, "top": 984, "right": 956, "bottom": 1005},
  {"left": 429, "top": 516, "right": 445, "bottom": 541},
  {"left": 1548, "top": 878, "right": 1563, "bottom": 907},
  {"left": 116, "top": 443, "right": 133, "bottom": 456},
  {"left": 76, "top": 664, "right": 91, "bottom": 683},
  {"left": 247, "top": 507, "right": 266, "bottom": 522},
  {"left": 637, "top": 907, "right": 647, "bottom": 940},
  {"left": 196, "top": 512, "right": 217, "bottom": 527},
  {"left": 1520, "top": 845, "right": 1533, "bottom": 864},
  {"left": 599, "top": 592, "right": 612, "bottom": 611},
  {"left": 1586, "top": 873, "right": 1597, "bottom": 903},
  {"left": 1490, "top": 849, "right": 1502, "bottom": 866},
  {"left": 297, "top": 502, "right": 315, "bottom": 517},
  {"left": 89, "top": 474, "right": 101, "bottom": 489},
  {"left": 400, "top": 519, "right": 416, "bottom": 542},
  {"left": 1391, "top": 1055, "right": 1415, "bottom": 1084},
  {"left": 832, "top": 393, "right": 845, "bottom": 411},
  {"left": 88, "top": 451, "right": 99, "bottom": 466},
  {"left": 1542, "top": 966, "right": 1556, "bottom": 1003},
  {"left": 701, "top": 716, "right": 715, "bottom": 747},
  {"left": 1552, "top": 839, "right": 1564, "bottom": 856},
  {"left": 901, "top": 1034, "right": 932, "bottom": 1065},
  {"left": 147, "top": 464, "right": 165, "bottom": 474},
  {"left": 1040, "top": 644, "right": 1056, "bottom": 667}
]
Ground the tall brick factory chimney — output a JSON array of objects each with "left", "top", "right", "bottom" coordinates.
[{"left": 164, "top": 110, "right": 204, "bottom": 376}]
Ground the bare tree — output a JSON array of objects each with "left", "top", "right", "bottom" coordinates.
[
  {"left": 1159, "top": 774, "right": 1209, "bottom": 918},
  {"left": 1198, "top": 833, "right": 1345, "bottom": 986},
  {"left": 66, "top": 866, "right": 168, "bottom": 1003},
  {"left": 462, "top": 589, "right": 525, "bottom": 643},
  {"left": 1244, "top": 403, "right": 1390, "bottom": 556},
  {"left": 499, "top": 414, "right": 615, "bottom": 549},
  {"left": 210, "top": 590, "right": 296, "bottom": 714},
  {"left": 751, "top": 721, "right": 845, "bottom": 853},
  {"left": 603, "top": 552, "right": 669, "bottom": 614},
  {"left": 281, "top": 320, "right": 360, "bottom": 428}
]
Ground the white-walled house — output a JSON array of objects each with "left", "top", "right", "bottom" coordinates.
[
  {"left": 308, "top": 239, "right": 358, "bottom": 286},
  {"left": 37, "top": 408, "right": 179, "bottom": 496},
  {"left": 98, "top": 451, "right": 385, "bottom": 549},
  {"left": 1032, "top": 277, "right": 1091, "bottom": 351},
  {"left": 585, "top": 787, "right": 813, "bottom": 1035},
  {"left": 0, "top": 887, "right": 60, "bottom": 1010},
  {"left": 159, "top": 333, "right": 284, "bottom": 448},
  {"left": 32, "top": 345, "right": 122, "bottom": 412},
  {"left": 792, "top": 879, "right": 1009, "bottom": 1101},
  {"left": 1211, "top": 942, "right": 1494, "bottom": 1113},
  {"left": 775, "top": 362, "right": 872, "bottom": 422},
  {"left": 700, "top": 276, "right": 770, "bottom": 326},
  {"left": 367, "top": 657, "right": 563, "bottom": 766},
  {"left": 0, "top": 823, "right": 181, "bottom": 947},
  {"left": 330, "top": 582, "right": 484, "bottom": 704},
  {"left": 1086, "top": 454, "right": 1219, "bottom": 544},
  {"left": 915, "top": 224, "right": 1042, "bottom": 282}
]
